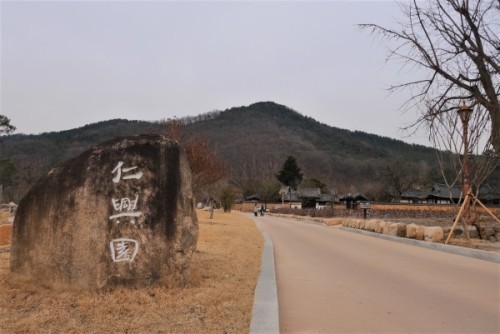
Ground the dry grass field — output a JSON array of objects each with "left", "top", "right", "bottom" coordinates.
[
  {"left": 0, "top": 209, "right": 263, "bottom": 334},
  {"left": 0, "top": 211, "right": 10, "bottom": 224}
]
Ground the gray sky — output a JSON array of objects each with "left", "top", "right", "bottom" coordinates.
[{"left": 1, "top": 0, "right": 431, "bottom": 145}]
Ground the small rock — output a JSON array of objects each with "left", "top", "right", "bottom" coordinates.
[
  {"left": 424, "top": 226, "right": 444, "bottom": 242},
  {"left": 388, "top": 223, "right": 406, "bottom": 237},
  {"left": 358, "top": 220, "right": 366, "bottom": 229},
  {"left": 406, "top": 224, "right": 417, "bottom": 239},
  {"left": 483, "top": 227, "right": 495, "bottom": 238},
  {"left": 415, "top": 225, "right": 425, "bottom": 240},
  {"left": 468, "top": 229, "right": 479, "bottom": 238}
]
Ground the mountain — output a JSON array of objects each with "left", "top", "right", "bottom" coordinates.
[
  {"left": 185, "top": 102, "right": 439, "bottom": 187},
  {"left": 0, "top": 101, "right": 468, "bottom": 201}
]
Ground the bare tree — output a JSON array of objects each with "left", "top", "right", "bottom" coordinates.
[
  {"left": 430, "top": 102, "right": 498, "bottom": 237},
  {"left": 380, "top": 159, "right": 422, "bottom": 201},
  {"left": 184, "top": 137, "right": 226, "bottom": 198},
  {"left": 360, "top": 0, "right": 500, "bottom": 152},
  {"left": 160, "top": 119, "right": 226, "bottom": 218},
  {"left": 431, "top": 103, "right": 497, "bottom": 188},
  {"left": 160, "top": 117, "right": 183, "bottom": 142}
]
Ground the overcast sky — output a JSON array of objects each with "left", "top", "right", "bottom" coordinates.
[{"left": 1, "top": 0, "right": 431, "bottom": 145}]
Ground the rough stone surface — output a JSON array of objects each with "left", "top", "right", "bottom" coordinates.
[
  {"left": 396, "top": 223, "right": 407, "bottom": 237},
  {"left": 424, "top": 226, "right": 444, "bottom": 242},
  {"left": 382, "top": 221, "right": 390, "bottom": 235},
  {"left": 368, "top": 221, "right": 374, "bottom": 231},
  {"left": 11, "top": 135, "right": 198, "bottom": 290},
  {"left": 387, "top": 223, "right": 406, "bottom": 237},
  {"left": 406, "top": 223, "right": 418, "bottom": 239},
  {"left": 372, "top": 221, "right": 381, "bottom": 233},
  {"left": 358, "top": 220, "right": 366, "bottom": 229},
  {"left": 495, "top": 232, "right": 500, "bottom": 242},
  {"left": 366, "top": 220, "right": 375, "bottom": 232},
  {"left": 468, "top": 229, "right": 479, "bottom": 238},
  {"left": 415, "top": 225, "right": 425, "bottom": 240},
  {"left": 378, "top": 221, "right": 386, "bottom": 234},
  {"left": 483, "top": 227, "right": 495, "bottom": 238}
]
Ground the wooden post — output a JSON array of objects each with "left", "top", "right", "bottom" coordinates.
[
  {"left": 469, "top": 193, "right": 500, "bottom": 224},
  {"left": 445, "top": 193, "right": 468, "bottom": 244},
  {"left": 445, "top": 191, "right": 500, "bottom": 244},
  {"left": 457, "top": 102, "right": 473, "bottom": 225}
]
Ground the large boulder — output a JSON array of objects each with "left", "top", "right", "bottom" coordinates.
[{"left": 11, "top": 135, "right": 198, "bottom": 290}]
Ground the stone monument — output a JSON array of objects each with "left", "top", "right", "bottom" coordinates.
[{"left": 10, "top": 135, "right": 198, "bottom": 290}]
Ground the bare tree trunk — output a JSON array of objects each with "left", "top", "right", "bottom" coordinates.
[
  {"left": 209, "top": 199, "right": 214, "bottom": 220},
  {"left": 490, "top": 107, "right": 500, "bottom": 153}
]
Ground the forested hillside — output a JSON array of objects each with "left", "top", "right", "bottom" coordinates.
[
  {"left": 185, "top": 102, "right": 438, "bottom": 188},
  {"left": 2, "top": 101, "right": 496, "bottom": 202}
]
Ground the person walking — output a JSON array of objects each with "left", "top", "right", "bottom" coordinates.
[{"left": 253, "top": 204, "right": 259, "bottom": 217}]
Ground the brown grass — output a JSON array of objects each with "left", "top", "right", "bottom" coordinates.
[
  {"left": 0, "top": 225, "right": 12, "bottom": 246},
  {"left": 0, "top": 209, "right": 263, "bottom": 333},
  {"left": 0, "top": 211, "right": 10, "bottom": 225}
]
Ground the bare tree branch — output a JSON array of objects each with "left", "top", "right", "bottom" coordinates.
[{"left": 360, "top": 0, "right": 500, "bottom": 152}]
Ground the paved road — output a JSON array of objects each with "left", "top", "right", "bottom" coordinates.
[{"left": 257, "top": 215, "right": 500, "bottom": 333}]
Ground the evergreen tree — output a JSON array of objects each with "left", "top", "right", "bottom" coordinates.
[
  {"left": 218, "top": 187, "right": 236, "bottom": 213},
  {"left": 276, "top": 156, "right": 303, "bottom": 191},
  {"left": 0, "top": 115, "right": 15, "bottom": 135},
  {"left": 0, "top": 115, "right": 15, "bottom": 143}
]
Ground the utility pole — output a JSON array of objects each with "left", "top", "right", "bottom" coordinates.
[{"left": 457, "top": 101, "right": 473, "bottom": 225}]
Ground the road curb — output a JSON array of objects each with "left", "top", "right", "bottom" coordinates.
[
  {"left": 249, "top": 217, "right": 280, "bottom": 334},
  {"left": 342, "top": 227, "right": 500, "bottom": 263}
]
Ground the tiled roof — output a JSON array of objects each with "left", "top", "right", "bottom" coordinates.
[
  {"left": 245, "top": 194, "right": 261, "bottom": 201},
  {"left": 281, "top": 189, "right": 300, "bottom": 201},
  {"left": 298, "top": 188, "right": 321, "bottom": 198},
  {"left": 400, "top": 189, "right": 429, "bottom": 200},
  {"left": 318, "top": 194, "right": 334, "bottom": 202},
  {"left": 429, "top": 183, "right": 462, "bottom": 199},
  {"left": 477, "top": 184, "right": 500, "bottom": 200},
  {"left": 339, "top": 193, "right": 369, "bottom": 201}
]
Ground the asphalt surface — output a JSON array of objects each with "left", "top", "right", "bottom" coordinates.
[{"left": 256, "top": 214, "right": 500, "bottom": 333}]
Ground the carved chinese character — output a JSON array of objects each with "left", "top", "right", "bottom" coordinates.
[
  {"left": 110, "top": 194, "right": 142, "bottom": 224},
  {"left": 111, "top": 161, "right": 143, "bottom": 183},
  {"left": 109, "top": 238, "right": 139, "bottom": 262},
  {"left": 112, "top": 194, "right": 139, "bottom": 212}
]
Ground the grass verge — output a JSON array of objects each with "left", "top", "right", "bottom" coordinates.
[{"left": 0, "top": 209, "right": 263, "bottom": 333}]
